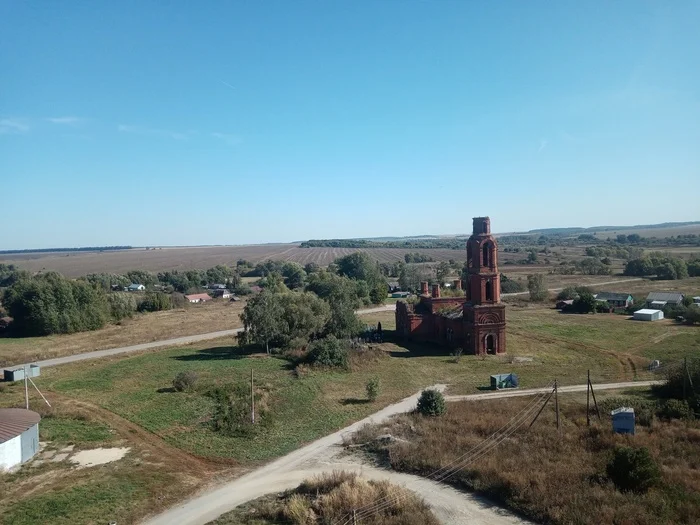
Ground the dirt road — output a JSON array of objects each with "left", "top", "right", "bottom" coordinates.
[
  {"left": 143, "top": 380, "right": 656, "bottom": 525},
  {"left": 15, "top": 305, "right": 396, "bottom": 370},
  {"left": 14, "top": 279, "right": 643, "bottom": 370}
]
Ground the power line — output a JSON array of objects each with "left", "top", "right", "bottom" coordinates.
[{"left": 343, "top": 386, "right": 554, "bottom": 524}]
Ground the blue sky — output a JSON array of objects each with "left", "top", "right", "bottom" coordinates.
[{"left": 1, "top": 1, "right": 698, "bottom": 249}]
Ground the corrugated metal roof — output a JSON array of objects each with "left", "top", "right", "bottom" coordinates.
[
  {"left": 595, "top": 292, "right": 632, "bottom": 301},
  {"left": 0, "top": 408, "right": 41, "bottom": 444},
  {"left": 646, "top": 291, "right": 684, "bottom": 302}
]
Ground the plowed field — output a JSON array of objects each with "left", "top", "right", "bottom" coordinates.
[{"left": 0, "top": 245, "right": 465, "bottom": 276}]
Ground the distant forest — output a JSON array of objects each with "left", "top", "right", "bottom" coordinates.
[{"left": 0, "top": 246, "right": 133, "bottom": 255}]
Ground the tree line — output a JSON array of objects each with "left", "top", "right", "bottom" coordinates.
[
  {"left": 624, "top": 253, "right": 700, "bottom": 280},
  {"left": 239, "top": 252, "right": 388, "bottom": 353},
  {"left": 0, "top": 246, "right": 132, "bottom": 255}
]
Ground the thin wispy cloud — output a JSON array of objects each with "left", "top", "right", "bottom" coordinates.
[
  {"left": 0, "top": 118, "right": 30, "bottom": 134},
  {"left": 538, "top": 138, "right": 548, "bottom": 153},
  {"left": 118, "top": 124, "right": 189, "bottom": 140},
  {"left": 46, "top": 116, "right": 85, "bottom": 125},
  {"left": 211, "top": 132, "right": 241, "bottom": 145},
  {"left": 219, "top": 79, "right": 236, "bottom": 91}
]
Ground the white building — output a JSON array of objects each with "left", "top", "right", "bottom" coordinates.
[
  {"left": 633, "top": 309, "right": 664, "bottom": 322},
  {"left": 0, "top": 408, "right": 41, "bottom": 470},
  {"left": 127, "top": 283, "right": 146, "bottom": 292}
]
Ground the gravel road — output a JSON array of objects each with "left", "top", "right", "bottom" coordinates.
[
  {"left": 13, "top": 305, "right": 396, "bottom": 370},
  {"left": 143, "top": 379, "right": 656, "bottom": 525}
]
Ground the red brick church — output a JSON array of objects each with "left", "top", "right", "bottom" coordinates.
[{"left": 395, "top": 217, "right": 506, "bottom": 355}]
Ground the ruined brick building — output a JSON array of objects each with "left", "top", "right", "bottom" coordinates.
[{"left": 395, "top": 217, "right": 506, "bottom": 355}]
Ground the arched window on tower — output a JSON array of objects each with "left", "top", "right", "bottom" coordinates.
[
  {"left": 467, "top": 243, "right": 473, "bottom": 267},
  {"left": 483, "top": 222, "right": 488, "bottom": 234},
  {"left": 485, "top": 280, "right": 493, "bottom": 301},
  {"left": 483, "top": 243, "right": 490, "bottom": 267}
]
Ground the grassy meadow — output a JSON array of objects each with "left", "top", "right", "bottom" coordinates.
[{"left": 1, "top": 285, "right": 698, "bottom": 524}]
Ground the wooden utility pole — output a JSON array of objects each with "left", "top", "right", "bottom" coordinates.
[
  {"left": 352, "top": 509, "right": 358, "bottom": 525},
  {"left": 554, "top": 379, "right": 560, "bottom": 434},
  {"left": 251, "top": 369, "right": 255, "bottom": 424},
  {"left": 24, "top": 365, "right": 29, "bottom": 410},
  {"left": 529, "top": 387, "right": 554, "bottom": 429},
  {"left": 589, "top": 376, "right": 601, "bottom": 421},
  {"left": 586, "top": 370, "right": 591, "bottom": 427}
]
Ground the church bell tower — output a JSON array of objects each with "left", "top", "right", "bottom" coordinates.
[{"left": 463, "top": 217, "right": 506, "bottom": 355}]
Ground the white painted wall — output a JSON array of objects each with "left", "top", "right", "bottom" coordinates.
[{"left": 0, "top": 435, "right": 22, "bottom": 470}]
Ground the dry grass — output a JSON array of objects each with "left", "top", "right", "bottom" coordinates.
[
  {"left": 210, "top": 471, "right": 439, "bottom": 525},
  {"left": 0, "top": 300, "right": 245, "bottom": 367},
  {"left": 350, "top": 394, "right": 700, "bottom": 525}
]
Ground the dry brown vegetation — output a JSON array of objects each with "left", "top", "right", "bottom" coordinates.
[
  {"left": 350, "top": 394, "right": 700, "bottom": 525},
  {"left": 0, "top": 300, "right": 245, "bottom": 367},
  {"left": 209, "top": 471, "right": 439, "bottom": 525}
]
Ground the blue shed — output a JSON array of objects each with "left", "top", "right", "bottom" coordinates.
[
  {"left": 611, "top": 407, "right": 635, "bottom": 435},
  {"left": 490, "top": 373, "right": 519, "bottom": 390}
]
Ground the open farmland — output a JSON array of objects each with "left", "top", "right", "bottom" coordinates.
[
  {"left": 590, "top": 222, "right": 700, "bottom": 240},
  {"left": 0, "top": 245, "right": 468, "bottom": 277}
]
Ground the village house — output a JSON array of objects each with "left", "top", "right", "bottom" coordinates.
[
  {"left": 212, "top": 289, "right": 232, "bottom": 299},
  {"left": 645, "top": 291, "right": 684, "bottom": 308},
  {"left": 184, "top": 293, "right": 212, "bottom": 303},
  {"left": 126, "top": 283, "right": 146, "bottom": 292},
  {"left": 594, "top": 292, "right": 634, "bottom": 309}
]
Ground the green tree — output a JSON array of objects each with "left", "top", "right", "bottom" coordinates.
[
  {"left": 107, "top": 292, "right": 138, "bottom": 320},
  {"left": 240, "top": 290, "right": 284, "bottom": 354},
  {"left": 366, "top": 377, "right": 380, "bottom": 401},
  {"left": 527, "top": 250, "right": 538, "bottom": 264},
  {"left": 306, "top": 335, "right": 349, "bottom": 369},
  {"left": 125, "top": 269, "right": 157, "bottom": 287},
  {"left": 138, "top": 292, "right": 172, "bottom": 312},
  {"left": 572, "top": 291, "right": 597, "bottom": 313},
  {"left": 656, "top": 262, "right": 677, "bottom": 280},
  {"left": 306, "top": 271, "right": 364, "bottom": 337},
  {"left": 281, "top": 262, "right": 307, "bottom": 289},
  {"left": 688, "top": 259, "right": 700, "bottom": 277},
  {"left": 527, "top": 274, "right": 548, "bottom": 302},
  {"left": 501, "top": 274, "right": 525, "bottom": 294},
  {"left": 3, "top": 272, "right": 109, "bottom": 336},
  {"left": 417, "top": 389, "right": 446, "bottom": 416},
  {"left": 240, "top": 290, "right": 330, "bottom": 352},
  {"left": 606, "top": 446, "right": 660, "bottom": 494},
  {"left": 436, "top": 261, "right": 450, "bottom": 284}
]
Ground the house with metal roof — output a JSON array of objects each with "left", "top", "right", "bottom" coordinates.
[
  {"left": 184, "top": 293, "right": 212, "bottom": 303},
  {"left": 594, "top": 292, "right": 634, "bottom": 308},
  {"left": 645, "top": 291, "right": 684, "bottom": 308},
  {"left": 0, "top": 408, "right": 40, "bottom": 470}
]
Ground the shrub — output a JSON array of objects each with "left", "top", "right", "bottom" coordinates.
[
  {"left": 606, "top": 446, "right": 660, "bottom": 493},
  {"left": 138, "top": 292, "right": 172, "bottom": 312},
  {"left": 658, "top": 398, "right": 692, "bottom": 420},
  {"left": 172, "top": 371, "right": 198, "bottom": 392},
  {"left": 307, "top": 336, "right": 349, "bottom": 369},
  {"left": 366, "top": 377, "right": 380, "bottom": 401},
  {"left": 417, "top": 389, "right": 446, "bottom": 416}
]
